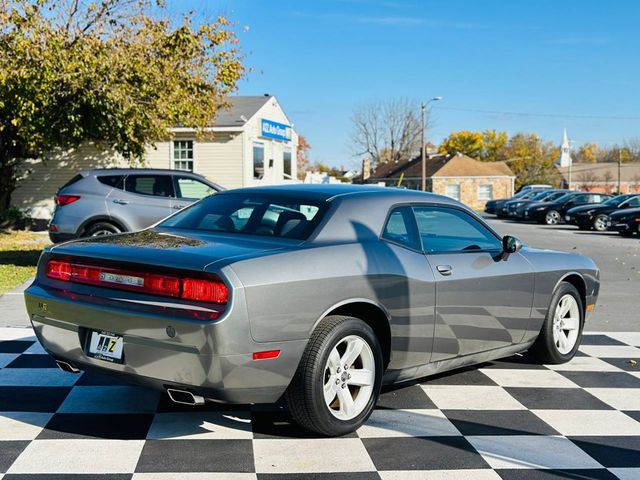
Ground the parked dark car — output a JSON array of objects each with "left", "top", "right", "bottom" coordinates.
[
  {"left": 505, "top": 190, "right": 569, "bottom": 218},
  {"left": 514, "top": 190, "right": 571, "bottom": 219},
  {"left": 484, "top": 186, "right": 552, "bottom": 216},
  {"left": 49, "top": 169, "right": 224, "bottom": 243},
  {"left": 495, "top": 189, "right": 549, "bottom": 217},
  {"left": 523, "top": 192, "right": 611, "bottom": 225},
  {"left": 565, "top": 194, "right": 640, "bottom": 231},
  {"left": 607, "top": 207, "right": 640, "bottom": 236}
]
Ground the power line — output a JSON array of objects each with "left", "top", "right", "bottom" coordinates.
[{"left": 433, "top": 106, "right": 640, "bottom": 121}]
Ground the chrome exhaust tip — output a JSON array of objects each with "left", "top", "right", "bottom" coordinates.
[
  {"left": 166, "top": 388, "right": 205, "bottom": 405},
  {"left": 55, "top": 360, "right": 80, "bottom": 374}
]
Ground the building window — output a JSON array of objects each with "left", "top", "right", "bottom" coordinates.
[
  {"left": 445, "top": 184, "right": 461, "bottom": 201},
  {"left": 253, "top": 142, "right": 265, "bottom": 179},
  {"left": 283, "top": 148, "right": 292, "bottom": 179},
  {"left": 478, "top": 184, "right": 493, "bottom": 200},
  {"left": 173, "top": 140, "right": 194, "bottom": 171}
]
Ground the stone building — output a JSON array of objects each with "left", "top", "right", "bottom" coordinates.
[{"left": 365, "top": 153, "right": 515, "bottom": 210}]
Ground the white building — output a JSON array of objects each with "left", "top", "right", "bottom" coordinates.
[
  {"left": 12, "top": 95, "right": 298, "bottom": 219},
  {"left": 556, "top": 129, "right": 573, "bottom": 168}
]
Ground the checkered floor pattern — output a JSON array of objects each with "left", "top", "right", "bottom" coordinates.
[{"left": 1, "top": 328, "right": 639, "bottom": 479}]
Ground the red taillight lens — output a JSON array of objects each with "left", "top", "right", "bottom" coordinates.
[
  {"left": 55, "top": 194, "right": 81, "bottom": 206},
  {"left": 45, "top": 260, "right": 228, "bottom": 307},
  {"left": 47, "top": 260, "right": 72, "bottom": 281},
  {"left": 182, "top": 278, "right": 228, "bottom": 304}
]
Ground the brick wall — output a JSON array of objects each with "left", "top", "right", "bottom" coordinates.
[{"left": 431, "top": 177, "right": 514, "bottom": 211}]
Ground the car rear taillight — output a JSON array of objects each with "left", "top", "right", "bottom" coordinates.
[
  {"left": 55, "top": 194, "right": 81, "bottom": 206},
  {"left": 46, "top": 260, "right": 228, "bottom": 308}
]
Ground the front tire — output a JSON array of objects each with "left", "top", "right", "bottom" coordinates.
[
  {"left": 530, "top": 282, "right": 584, "bottom": 364},
  {"left": 286, "top": 315, "right": 383, "bottom": 436}
]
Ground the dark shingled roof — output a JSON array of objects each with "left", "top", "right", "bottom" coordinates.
[
  {"left": 212, "top": 96, "right": 273, "bottom": 127},
  {"left": 370, "top": 153, "right": 514, "bottom": 179}
]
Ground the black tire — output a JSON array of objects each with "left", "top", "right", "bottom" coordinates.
[
  {"left": 592, "top": 214, "right": 609, "bottom": 232},
  {"left": 578, "top": 225, "right": 590, "bottom": 231},
  {"left": 620, "top": 229, "right": 634, "bottom": 237},
  {"left": 83, "top": 221, "right": 121, "bottom": 237},
  {"left": 530, "top": 282, "right": 584, "bottom": 364},
  {"left": 544, "top": 210, "right": 561, "bottom": 225},
  {"left": 286, "top": 315, "right": 383, "bottom": 436}
]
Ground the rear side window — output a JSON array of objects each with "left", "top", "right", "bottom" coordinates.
[
  {"left": 59, "top": 174, "right": 83, "bottom": 191},
  {"left": 97, "top": 175, "right": 125, "bottom": 189},
  {"left": 160, "top": 193, "right": 326, "bottom": 240},
  {"left": 125, "top": 175, "right": 174, "bottom": 197},
  {"left": 382, "top": 206, "right": 421, "bottom": 250}
]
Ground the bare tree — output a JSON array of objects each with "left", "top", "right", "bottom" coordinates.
[
  {"left": 577, "top": 170, "right": 598, "bottom": 191},
  {"left": 350, "top": 98, "right": 422, "bottom": 166}
]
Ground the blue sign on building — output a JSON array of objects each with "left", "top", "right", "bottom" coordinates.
[{"left": 261, "top": 119, "right": 292, "bottom": 142}]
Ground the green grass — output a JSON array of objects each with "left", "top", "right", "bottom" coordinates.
[{"left": 0, "top": 230, "right": 50, "bottom": 295}]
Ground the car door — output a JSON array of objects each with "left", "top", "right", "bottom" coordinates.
[
  {"left": 412, "top": 205, "right": 535, "bottom": 362},
  {"left": 107, "top": 174, "right": 174, "bottom": 231},
  {"left": 560, "top": 194, "right": 591, "bottom": 214},
  {"left": 170, "top": 175, "right": 218, "bottom": 212}
]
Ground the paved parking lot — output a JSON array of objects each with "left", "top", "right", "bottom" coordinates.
[{"left": 0, "top": 219, "right": 639, "bottom": 478}]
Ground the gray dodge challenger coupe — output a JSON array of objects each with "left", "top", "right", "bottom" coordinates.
[{"left": 24, "top": 184, "right": 599, "bottom": 436}]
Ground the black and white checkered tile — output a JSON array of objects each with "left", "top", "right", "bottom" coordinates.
[{"left": 1, "top": 327, "right": 639, "bottom": 479}]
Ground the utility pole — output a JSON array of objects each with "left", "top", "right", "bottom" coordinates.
[
  {"left": 421, "top": 103, "right": 426, "bottom": 192},
  {"left": 618, "top": 149, "right": 622, "bottom": 194},
  {"left": 420, "top": 96, "right": 442, "bottom": 192}
]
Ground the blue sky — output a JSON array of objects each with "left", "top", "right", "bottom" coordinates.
[{"left": 175, "top": 0, "right": 640, "bottom": 168}]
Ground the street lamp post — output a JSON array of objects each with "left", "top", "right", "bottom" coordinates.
[{"left": 421, "top": 97, "right": 442, "bottom": 191}]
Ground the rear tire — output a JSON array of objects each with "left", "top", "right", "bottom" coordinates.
[
  {"left": 593, "top": 214, "right": 608, "bottom": 232},
  {"left": 544, "top": 210, "right": 561, "bottom": 225},
  {"left": 286, "top": 315, "right": 383, "bottom": 436},
  {"left": 83, "top": 221, "right": 121, "bottom": 237},
  {"left": 530, "top": 282, "right": 584, "bottom": 364}
]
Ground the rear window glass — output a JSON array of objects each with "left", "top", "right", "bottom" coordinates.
[
  {"left": 125, "top": 175, "right": 174, "bottom": 197},
  {"left": 97, "top": 175, "right": 125, "bottom": 189},
  {"left": 160, "top": 194, "right": 327, "bottom": 240},
  {"left": 59, "top": 174, "right": 83, "bottom": 191}
]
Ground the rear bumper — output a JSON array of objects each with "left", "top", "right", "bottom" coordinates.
[
  {"left": 48, "top": 231, "right": 77, "bottom": 243},
  {"left": 24, "top": 283, "right": 307, "bottom": 404}
]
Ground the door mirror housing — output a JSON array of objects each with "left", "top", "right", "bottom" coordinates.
[{"left": 502, "top": 235, "right": 523, "bottom": 254}]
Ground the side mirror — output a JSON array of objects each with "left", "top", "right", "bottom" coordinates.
[{"left": 502, "top": 235, "right": 523, "bottom": 254}]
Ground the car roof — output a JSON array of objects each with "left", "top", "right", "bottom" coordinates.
[
  {"left": 220, "top": 183, "right": 454, "bottom": 203},
  {"left": 84, "top": 168, "right": 205, "bottom": 177}
]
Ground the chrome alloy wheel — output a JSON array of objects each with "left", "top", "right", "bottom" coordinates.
[
  {"left": 91, "top": 229, "right": 114, "bottom": 237},
  {"left": 323, "top": 335, "right": 375, "bottom": 421},
  {"left": 545, "top": 210, "right": 561, "bottom": 225},
  {"left": 553, "top": 294, "right": 580, "bottom": 354},
  {"left": 593, "top": 215, "right": 608, "bottom": 231}
]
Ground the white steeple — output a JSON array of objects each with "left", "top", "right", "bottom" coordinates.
[{"left": 556, "top": 129, "right": 572, "bottom": 167}]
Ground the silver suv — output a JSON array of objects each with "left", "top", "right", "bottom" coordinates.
[{"left": 49, "top": 169, "right": 223, "bottom": 243}]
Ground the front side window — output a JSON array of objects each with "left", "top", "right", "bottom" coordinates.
[
  {"left": 478, "top": 184, "right": 493, "bottom": 200},
  {"left": 283, "top": 148, "right": 292, "bottom": 179},
  {"left": 160, "top": 193, "right": 326, "bottom": 240},
  {"left": 125, "top": 175, "right": 174, "bottom": 197},
  {"left": 445, "top": 184, "right": 461, "bottom": 201},
  {"left": 625, "top": 196, "right": 640, "bottom": 207},
  {"left": 173, "top": 140, "right": 194, "bottom": 171},
  {"left": 413, "top": 206, "right": 501, "bottom": 253},
  {"left": 382, "top": 206, "right": 420, "bottom": 250},
  {"left": 173, "top": 176, "right": 215, "bottom": 199},
  {"left": 253, "top": 143, "right": 265, "bottom": 179}
]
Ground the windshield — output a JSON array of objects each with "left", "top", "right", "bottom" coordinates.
[
  {"left": 160, "top": 193, "right": 327, "bottom": 240},
  {"left": 531, "top": 190, "right": 556, "bottom": 201},
  {"left": 602, "top": 195, "right": 630, "bottom": 207},
  {"left": 544, "top": 191, "right": 568, "bottom": 202},
  {"left": 551, "top": 193, "right": 576, "bottom": 204}
]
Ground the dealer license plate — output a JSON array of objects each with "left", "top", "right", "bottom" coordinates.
[{"left": 87, "top": 331, "right": 124, "bottom": 363}]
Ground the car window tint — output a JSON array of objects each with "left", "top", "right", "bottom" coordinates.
[
  {"left": 413, "top": 206, "right": 501, "bottom": 253},
  {"left": 97, "top": 175, "right": 125, "bottom": 189},
  {"left": 174, "top": 176, "right": 215, "bottom": 199},
  {"left": 382, "top": 206, "right": 420, "bottom": 250},
  {"left": 626, "top": 196, "right": 640, "bottom": 207},
  {"left": 125, "top": 175, "right": 174, "bottom": 197},
  {"left": 160, "top": 194, "right": 326, "bottom": 240}
]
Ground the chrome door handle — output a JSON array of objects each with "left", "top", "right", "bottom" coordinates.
[
  {"left": 112, "top": 199, "right": 129, "bottom": 205},
  {"left": 436, "top": 265, "right": 453, "bottom": 276}
]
